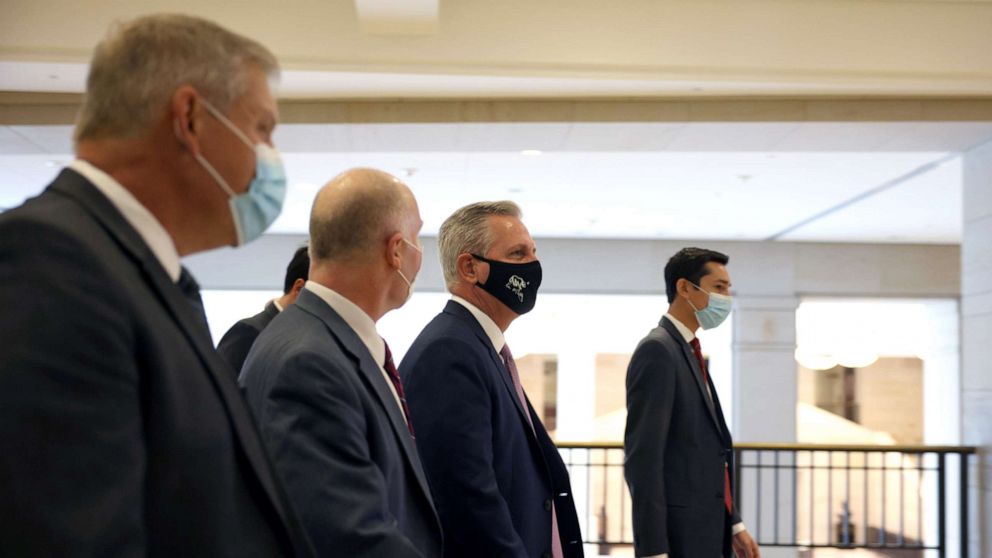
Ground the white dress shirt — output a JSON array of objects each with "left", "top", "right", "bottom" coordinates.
[
  {"left": 304, "top": 281, "right": 405, "bottom": 421},
  {"left": 641, "top": 314, "right": 746, "bottom": 558},
  {"left": 70, "top": 159, "right": 181, "bottom": 282}
]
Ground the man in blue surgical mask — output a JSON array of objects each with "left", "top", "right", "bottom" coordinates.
[
  {"left": 0, "top": 14, "right": 309, "bottom": 557},
  {"left": 624, "top": 247, "right": 760, "bottom": 558}
]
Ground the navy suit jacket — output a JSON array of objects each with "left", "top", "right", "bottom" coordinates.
[
  {"left": 217, "top": 300, "right": 279, "bottom": 376},
  {"left": 240, "top": 288, "right": 443, "bottom": 557},
  {"left": 400, "top": 300, "right": 584, "bottom": 558},
  {"left": 0, "top": 169, "right": 311, "bottom": 557},
  {"left": 624, "top": 316, "right": 741, "bottom": 557}
]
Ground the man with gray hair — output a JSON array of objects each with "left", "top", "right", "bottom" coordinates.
[
  {"left": 0, "top": 14, "right": 311, "bottom": 556},
  {"left": 400, "top": 202, "right": 584, "bottom": 557},
  {"left": 241, "top": 168, "right": 443, "bottom": 557}
]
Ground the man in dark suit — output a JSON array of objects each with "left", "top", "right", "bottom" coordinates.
[
  {"left": 0, "top": 14, "right": 312, "bottom": 557},
  {"left": 401, "top": 201, "right": 584, "bottom": 558},
  {"left": 217, "top": 244, "right": 310, "bottom": 375},
  {"left": 624, "top": 247, "right": 760, "bottom": 558},
  {"left": 241, "top": 168, "right": 442, "bottom": 557}
]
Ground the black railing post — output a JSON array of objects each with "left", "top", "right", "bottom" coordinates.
[
  {"left": 937, "top": 452, "right": 946, "bottom": 558},
  {"left": 960, "top": 452, "right": 969, "bottom": 558}
]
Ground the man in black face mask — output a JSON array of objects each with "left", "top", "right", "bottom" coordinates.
[{"left": 400, "top": 201, "right": 584, "bottom": 558}]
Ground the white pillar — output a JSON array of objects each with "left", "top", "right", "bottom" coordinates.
[
  {"left": 732, "top": 296, "right": 799, "bottom": 443},
  {"left": 732, "top": 296, "right": 799, "bottom": 558},
  {"left": 962, "top": 139, "right": 992, "bottom": 558}
]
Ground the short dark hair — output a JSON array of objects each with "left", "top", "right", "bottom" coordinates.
[
  {"left": 283, "top": 245, "right": 310, "bottom": 294},
  {"left": 664, "top": 247, "right": 730, "bottom": 303}
]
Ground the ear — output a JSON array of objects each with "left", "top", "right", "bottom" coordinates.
[
  {"left": 456, "top": 253, "right": 483, "bottom": 284},
  {"left": 675, "top": 277, "right": 692, "bottom": 299},
  {"left": 171, "top": 86, "right": 203, "bottom": 156},
  {"left": 290, "top": 278, "right": 306, "bottom": 295},
  {"left": 385, "top": 232, "right": 404, "bottom": 270}
]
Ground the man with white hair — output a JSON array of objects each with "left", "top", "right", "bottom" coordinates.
[
  {"left": 241, "top": 168, "right": 443, "bottom": 557},
  {"left": 0, "top": 14, "right": 311, "bottom": 556},
  {"left": 400, "top": 201, "right": 584, "bottom": 558}
]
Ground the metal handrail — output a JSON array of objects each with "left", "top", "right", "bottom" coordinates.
[{"left": 555, "top": 442, "right": 976, "bottom": 557}]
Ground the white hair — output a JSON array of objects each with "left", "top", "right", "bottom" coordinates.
[{"left": 437, "top": 201, "right": 522, "bottom": 289}]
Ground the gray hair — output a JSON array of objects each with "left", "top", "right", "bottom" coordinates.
[
  {"left": 74, "top": 13, "right": 279, "bottom": 142},
  {"left": 438, "top": 201, "right": 522, "bottom": 289},
  {"left": 309, "top": 168, "right": 412, "bottom": 264}
]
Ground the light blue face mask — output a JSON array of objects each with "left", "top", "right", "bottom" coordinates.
[
  {"left": 688, "top": 282, "right": 733, "bottom": 330},
  {"left": 194, "top": 98, "right": 286, "bottom": 246}
]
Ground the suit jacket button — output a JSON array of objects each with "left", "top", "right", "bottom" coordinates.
[{"left": 544, "top": 498, "right": 552, "bottom": 511}]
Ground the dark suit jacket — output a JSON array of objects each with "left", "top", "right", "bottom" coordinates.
[
  {"left": 624, "top": 316, "right": 741, "bottom": 557},
  {"left": 217, "top": 300, "right": 279, "bottom": 376},
  {"left": 0, "top": 169, "right": 311, "bottom": 557},
  {"left": 240, "top": 288, "right": 443, "bottom": 557},
  {"left": 400, "top": 300, "right": 584, "bottom": 558}
]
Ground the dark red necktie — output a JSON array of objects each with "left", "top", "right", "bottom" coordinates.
[
  {"left": 383, "top": 341, "right": 415, "bottom": 437},
  {"left": 690, "top": 337, "right": 734, "bottom": 515}
]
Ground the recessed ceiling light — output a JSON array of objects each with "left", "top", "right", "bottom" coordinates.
[{"left": 520, "top": 150, "right": 542, "bottom": 156}]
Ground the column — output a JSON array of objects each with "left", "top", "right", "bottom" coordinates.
[
  {"left": 732, "top": 295, "right": 799, "bottom": 558},
  {"left": 962, "top": 139, "right": 992, "bottom": 557}
]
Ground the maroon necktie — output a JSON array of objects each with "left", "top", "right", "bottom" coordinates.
[
  {"left": 383, "top": 341, "right": 415, "bottom": 437},
  {"left": 690, "top": 337, "right": 734, "bottom": 515}
]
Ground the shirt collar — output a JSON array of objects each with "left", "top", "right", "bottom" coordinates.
[
  {"left": 305, "top": 281, "right": 385, "bottom": 367},
  {"left": 272, "top": 298, "right": 284, "bottom": 312},
  {"left": 664, "top": 312, "right": 696, "bottom": 343},
  {"left": 70, "top": 159, "right": 182, "bottom": 282},
  {"left": 451, "top": 295, "right": 505, "bottom": 353}
]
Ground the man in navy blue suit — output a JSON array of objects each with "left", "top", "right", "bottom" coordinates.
[
  {"left": 401, "top": 201, "right": 584, "bottom": 558},
  {"left": 241, "top": 168, "right": 442, "bottom": 557}
]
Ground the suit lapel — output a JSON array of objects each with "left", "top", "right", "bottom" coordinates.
[
  {"left": 51, "top": 172, "right": 293, "bottom": 525},
  {"left": 660, "top": 317, "right": 722, "bottom": 433},
  {"left": 298, "top": 290, "right": 436, "bottom": 510},
  {"left": 444, "top": 301, "right": 536, "bottom": 438}
]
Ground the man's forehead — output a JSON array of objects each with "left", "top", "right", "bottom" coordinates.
[{"left": 703, "top": 263, "right": 731, "bottom": 283}]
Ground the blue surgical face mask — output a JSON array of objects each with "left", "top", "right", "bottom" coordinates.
[
  {"left": 687, "top": 282, "right": 733, "bottom": 330},
  {"left": 192, "top": 98, "right": 286, "bottom": 246}
]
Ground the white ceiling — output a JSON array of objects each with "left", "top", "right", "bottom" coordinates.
[{"left": 1, "top": 121, "right": 988, "bottom": 244}]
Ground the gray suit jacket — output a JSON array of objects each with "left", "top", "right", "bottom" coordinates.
[
  {"left": 624, "top": 316, "right": 740, "bottom": 557},
  {"left": 0, "top": 169, "right": 311, "bottom": 557},
  {"left": 240, "top": 288, "right": 443, "bottom": 557}
]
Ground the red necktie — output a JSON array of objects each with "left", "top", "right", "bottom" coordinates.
[
  {"left": 383, "top": 341, "right": 415, "bottom": 437},
  {"left": 690, "top": 337, "right": 734, "bottom": 515}
]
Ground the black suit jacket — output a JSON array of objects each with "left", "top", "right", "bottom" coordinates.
[
  {"left": 0, "top": 169, "right": 312, "bottom": 557},
  {"left": 400, "top": 300, "right": 584, "bottom": 558},
  {"left": 240, "top": 288, "right": 443, "bottom": 557},
  {"left": 217, "top": 300, "right": 279, "bottom": 376},
  {"left": 624, "top": 316, "right": 741, "bottom": 557}
]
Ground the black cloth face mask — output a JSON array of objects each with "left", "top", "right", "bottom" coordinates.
[{"left": 471, "top": 254, "right": 542, "bottom": 315}]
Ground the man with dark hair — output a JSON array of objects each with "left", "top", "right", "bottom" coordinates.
[
  {"left": 218, "top": 244, "right": 310, "bottom": 376},
  {"left": 624, "top": 247, "right": 760, "bottom": 558}
]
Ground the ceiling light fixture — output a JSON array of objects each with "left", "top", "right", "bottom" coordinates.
[{"left": 520, "top": 150, "right": 542, "bottom": 156}]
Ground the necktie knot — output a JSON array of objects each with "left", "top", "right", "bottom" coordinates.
[{"left": 177, "top": 266, "right": 210, "bottom": 335}]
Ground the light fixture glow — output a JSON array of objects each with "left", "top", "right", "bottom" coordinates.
[{"left": 520, "top": 149, "right": 542, "bottom": 156}]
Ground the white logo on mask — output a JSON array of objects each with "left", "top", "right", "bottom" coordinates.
[{"left": 505, "top": 275, "right": 529, "bottom": 302}]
